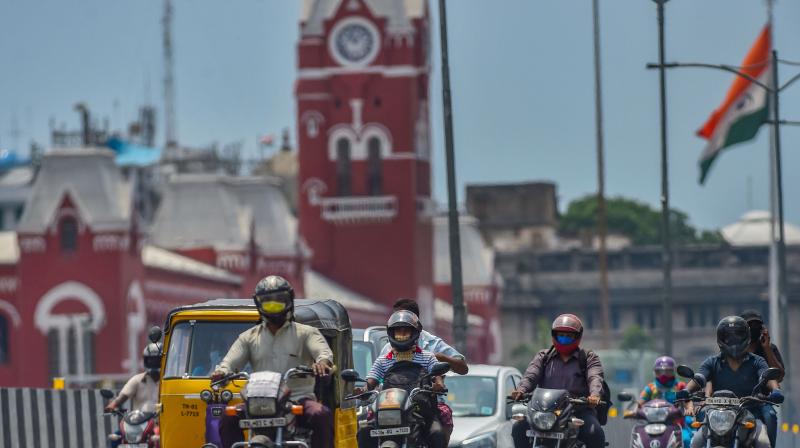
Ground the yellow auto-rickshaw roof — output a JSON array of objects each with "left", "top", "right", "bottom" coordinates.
[{"left": 164, "top": 298, "right": 353, "bottom": 335}]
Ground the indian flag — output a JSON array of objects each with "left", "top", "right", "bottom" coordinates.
[{"left": 697, "top": 25, "right": 771, "bottom": 184}]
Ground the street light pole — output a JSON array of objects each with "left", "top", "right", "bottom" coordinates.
[
  {"left": 654, "top": 0, "right": 674, "bottom": 356},
  {"left": 438, "top": 0, "right": 468, "bottom": 354}
]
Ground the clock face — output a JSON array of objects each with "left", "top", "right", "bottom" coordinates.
[{"left": 330, "top": 18, "right": 380, "bottom": 66}]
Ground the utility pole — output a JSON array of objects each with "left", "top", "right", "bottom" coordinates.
[
  {"left": 437, "top": 0, "right": 468, "bottom": 354},
  {"left": 163, "top": 0, "right": 178, "bottom": 151},
  {"left": 653, "top": 0, "right": 673, "bottom": 356},
  {"left": 592, "top": 0, "right": 611, "bottom": 349}
]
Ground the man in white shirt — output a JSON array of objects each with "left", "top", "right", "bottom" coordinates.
[{"left": 105, "top": 343, "right": 161, "bottom": 414}]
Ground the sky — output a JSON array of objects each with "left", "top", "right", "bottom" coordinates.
[{"left": 1, "top": 0, "right": 799, "bottom": 231}]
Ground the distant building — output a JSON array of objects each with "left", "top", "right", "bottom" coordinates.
[
  {"left": 252, "top": 130, "right": 299, "bottom": 214},
  {"left": 722, "top": 210, "right": 800, "bottom": 246}
]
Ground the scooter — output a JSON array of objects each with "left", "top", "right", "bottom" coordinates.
[
  {"left": 101, "top": 389, "right": 161, "bottom": 448},
  {"left": 618, "top": 392, "right": 683, "bottom": 448}
]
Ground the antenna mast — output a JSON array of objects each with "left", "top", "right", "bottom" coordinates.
[{"left": 162, "top": 0, "right": 177, "bottom": 151}]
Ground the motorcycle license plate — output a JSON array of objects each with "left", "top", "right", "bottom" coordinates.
[
  {"left": 119, "top": 444, "right": 148, "bottom": 448},
  {"left": 706, "top": 397, "right": 740, "bottom": 406},
  {"left": 371, "top": 427, "right": 411, "bottom": 437},
  {"left": 240, "top": 417, "right": 287, "bottom": 429},
  {"left": 527, "top": 430, "right": 565, "bottom": 439}
]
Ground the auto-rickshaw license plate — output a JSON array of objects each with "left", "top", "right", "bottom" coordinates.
[
  {"left": 528, "top": 430, "right": 565, "bottom": 439},
  {"left": 371, "top": 427, "right": 411, "bottom": 437},
  {"left": 120, "top": 444, "right": 148, "bottom": 448},
  {"left": 240, "top": 417, "right": 287, "bottom": 429}
]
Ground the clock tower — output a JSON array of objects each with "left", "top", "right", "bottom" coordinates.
[{"left": 296, "top": 0, "right": 434, "bottom": 318}]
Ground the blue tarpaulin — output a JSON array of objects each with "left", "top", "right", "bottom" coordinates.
[
  {"left": 0, "top": 150, "right": 29, "bottom": 170},
  {"left": 106, "top": 137, "right": 162, "bottom": 166}
]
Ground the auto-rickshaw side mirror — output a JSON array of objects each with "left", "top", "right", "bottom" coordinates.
[
  {"left": 340, "top": 369, "right": 362, "bottom": 383},
  {"left": 430, "top": 362, "right": 450, "bottom": 377},
  {"left": 100, "top": 389, "right": 115, "bottom": 400},
  {"left": 676, "top": 365, "right": 695, "bottom": 379},
  {"left": 148, "top": 326, "right": 163, "bottom": 344},
  {"left": 617, "top": 392, "right": 633, "bottom": 402}
]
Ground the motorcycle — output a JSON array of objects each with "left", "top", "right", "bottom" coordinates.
[
  {"left": 618, "top": 392, "right": 683, "bottom": 448},
  {"left": 100, "top": 389, "right": 161, "bottom": 448},
  {"left": 342, "top": 361, "right": 451, "bottom": 448},
  {"left": 213, "top": 366, "right": 316, "bottom": 448},
  {"left": 509, "top": 388, "right": 603, "bottom": 448},
  {"left": 675, "top": 365, "right": 782, "bottom": 448}
]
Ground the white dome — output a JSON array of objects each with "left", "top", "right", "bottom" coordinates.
[{"left": 721, "top": 210, "right": 800, "bottom": 246}]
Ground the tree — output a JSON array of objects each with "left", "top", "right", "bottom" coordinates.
[
  {"left": 559, "top": 195, "right": 724, "bottom": 246},
  {"left": 620, "top": 324, "right": 655, "bottom": 352}
]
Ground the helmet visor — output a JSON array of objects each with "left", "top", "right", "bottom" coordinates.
[
  {"left": 254, "top": 291, "right": 291, "bottom": 314},
  {"left": 260, "top": 300, "right": 287, "bottom": 314},
  {"left": 654, "top": 368, "right": 674, "bottom": 377},
  {"left": 720, "top": 326, "right": 749, "bottom": 346}
]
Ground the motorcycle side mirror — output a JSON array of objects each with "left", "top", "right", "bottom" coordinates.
[
  {"left": 761, "top": 367, "right": 781, "bottom": 382},
  {"left": 100, "top": 389, "right": 115, "bottom": 400},
  {"left": 676, "top": 365, "right": 695, "bottom": 379},
  {"left": 340, "top": 369, "right": 363, "bottom": 383},
  {"left": 429, "top": 362, "right": 450, "bottom": 377},
  {"left": 692, "top": 373, "right": 707, "bottom": 389},
  {"left": 148, "top": 326, "right": 162, "bottom": 344},
  {"left": 617, "top": 392, "right": 633, "bottom": 402}
]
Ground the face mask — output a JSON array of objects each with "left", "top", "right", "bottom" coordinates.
[
  {"left": 266, "top": 314, "right": 287, "bottom": 327},
  {"left": 656, "top": 375, "right": 675, "bottom": 385},
  {"left": 260, "top": 300, "right": 287, "bottom": 314},
  {"left": 553, "top": 335, "right": 580, "bottom": 356}
]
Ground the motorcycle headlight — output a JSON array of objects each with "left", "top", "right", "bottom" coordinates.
[
  {"left": 377, "top": 409, "right": 402, "bottom": 427},
  {"left": 531, "top": 411, "right": 557, "bottom": 431},
  {"left": 122, "top": 421, "right": 146, "bottom": 442},
  {"left": 247, "top": 397, "right": 277, "bottom": 417},
  {"left": 708, "top": 409, "right": 737, "bottom": 435},
  {"left": 644, "top": 423, "right": 667, "bottom": 435},
  {"left": 461, "top": 432, "right": 497, "bottom": 448},
  {"left": 643, "top": 407, "right": 670, "bottom": 423},
  {"left": 220, "top": 390, "right": 234, "bottom": 404}
]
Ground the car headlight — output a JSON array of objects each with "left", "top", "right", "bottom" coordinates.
[
  {"left": 531, "top": 411, "right": 557, "bottom": 431},
  {"left": 461, "top": 432, "right": 497, "bottom": 448},
  {"left": 644, "top": 423, "right": 667, "bottom": 435},
  {"left": 377, "top": 409, "right": 402, "bottom": 427},
  {"left": 708, "top": 409, "right": 737, "bottom": 435},
  {"left": 247, "top": 397, "right": 277, "bottom": 417}
]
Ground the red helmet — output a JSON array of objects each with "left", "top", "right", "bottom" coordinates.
[{"left": 551, "top": 314, "right": 584, "bottom": 336}]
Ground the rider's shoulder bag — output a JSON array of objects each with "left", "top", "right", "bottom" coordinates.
[{"left": 543, "top": 347, "right": 613, "bottom": 425}]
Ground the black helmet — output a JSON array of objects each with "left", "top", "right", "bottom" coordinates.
[
  {"left": 143, "top": 343, "right": 161, "bottom": 374},
  {"left": 716, "top": 316, "right": 750, "bottom": 360},
  {"left": 253, "top": 275, "right": 294, "bottom": 320},
  {"left": 387, "top": 310, "right": 421, "bottom": 352}
]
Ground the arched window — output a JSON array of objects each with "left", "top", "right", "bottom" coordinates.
[
  {"left": 60, "top": 217, "right": 78, "bottom": 253},
  {"left": 0, "top": 314, "right": 8, "bottom": 364},
  {"left": 336, "top": 138, "right": 352, "bottom": 196},
  {"left": 367, "top": 137, "right": 383, "bottom": 195}
]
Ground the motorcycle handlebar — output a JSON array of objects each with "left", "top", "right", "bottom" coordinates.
[{"left": 211, "top": 371, "right": 249, "bottom": 388}]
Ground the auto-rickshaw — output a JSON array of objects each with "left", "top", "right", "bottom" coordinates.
[{"left": 155, "top": 298, "right": 358, "bottom": 448}]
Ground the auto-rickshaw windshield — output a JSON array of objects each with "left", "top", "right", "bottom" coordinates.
[{"left": 164, "top": 320, "right": 254, "bottom": 378}]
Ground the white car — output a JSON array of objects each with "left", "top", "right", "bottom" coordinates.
[{"left": 446, "top": 364, "right": 523, "bottom": 448}]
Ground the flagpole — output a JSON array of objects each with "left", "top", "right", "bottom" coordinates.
[{"left": 766, "top": 0, "right": 781, "bottom": 389}]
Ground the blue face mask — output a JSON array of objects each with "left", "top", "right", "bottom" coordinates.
[{"left": 556, "top": 335, "right": 576, "bottom": 345}]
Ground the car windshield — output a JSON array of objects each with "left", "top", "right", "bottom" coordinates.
[
  {"left": 353, "top": 341, "right": 374, "bottom": 379},
  {"left": 444, "top": 376, "right": 497, "bottom": 417},
  {"left": 164, "top": 321, "right": 255, "bottom": 378}
]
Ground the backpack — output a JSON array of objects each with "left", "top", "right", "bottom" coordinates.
[{"left": 543, "top": 347, "right": 613, "bottom": 425}]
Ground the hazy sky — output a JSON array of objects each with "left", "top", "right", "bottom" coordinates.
[{"left": 2, "top": 0, "right": 799, "bottom": 230}]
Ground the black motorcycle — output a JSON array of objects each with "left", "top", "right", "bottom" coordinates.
[
  {"left": 509, "top": 388, "right": 604, "bottom": 448},
  {"left": 675, "top": 365, "right": 782, "bottom": 448},
  {"left": 343, "top": 361, "right": 450, "bottom": 448},
  {"left": 213, "top": 366, "right": 316, "bottom": 448}
]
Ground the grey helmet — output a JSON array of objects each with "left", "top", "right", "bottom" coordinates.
[
  {"left": 716, "top": 316, "right": 751, "bottom": 360},
  {"left": 253, "top": 275, "right": 294, "bottom": 320},
  {"left": 387, "top": 310, "right": 422, "bottom": 352},
  {"left": 143, "top": 343, "right": 161, "bottom": 374}
]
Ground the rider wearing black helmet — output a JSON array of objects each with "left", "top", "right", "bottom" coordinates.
[
  {"left": 685, "top": 316, "right": 782, "bottom": 448},
  {"left": 211, "top": 276, "right": 335, "bottom": 448}
]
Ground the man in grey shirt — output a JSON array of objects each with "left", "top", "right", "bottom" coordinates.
[
  {"left": 510, "top": 314, "right": 605, "bottom": 448},
  {"left": 211, "top": 276, "right": 334, "bottom": 448}
]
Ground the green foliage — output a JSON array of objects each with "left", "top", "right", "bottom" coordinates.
[
  {"left": 620, "top": 324, "right": 655, "bottom": 352},
  {"left": 559, "top": 195, "right": 723, "bottom": 246}
]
